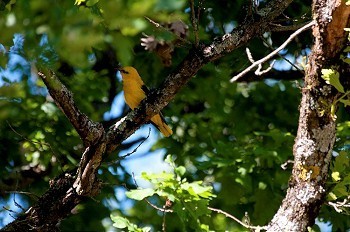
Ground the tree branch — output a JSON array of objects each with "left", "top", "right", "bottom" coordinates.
[
  {"left": 230, "top": 21, "right": 314, "bottom": 82},
  {"left": 208, "top": 207, "right": 266, "bottom": 231},
  {"left": 38, "top": 70, "right": 104, "bottom": 147},
  {"left": 234, "top": 69, "right": 304, "bottom": 82}
]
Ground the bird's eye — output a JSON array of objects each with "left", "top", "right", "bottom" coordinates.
[{"left": 120, "top": 69, "right": 129, "bottom": 74}]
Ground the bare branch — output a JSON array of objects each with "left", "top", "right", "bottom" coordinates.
[
  {"left": 5, "top": 191, "right": 40, "bottom": 200},
  {"left": 235, "top": 70, "right": 303, "bottom": 83},
  {"left": 280, "top": 160, "right": 294, "bottom": 170},
  {"left": 269, "top": 21, "right": 313, "bottom": 32},
  {"left": 117, "top": 127, "right": 151, "bottom": 160},
  {"left": 259, "top": 35, "right": 304, "bottom": 74},
  {"left": 230, "top": 21, "right": 315, "bottom": 82},
  {"left": 208, "top": 207, "right": 266, "bottom": 231},
  {"left": 7, "top": 121, "right": 58, "bottom": 159},
  {"left": 190, "top": 0, "right": 199, "bottom": 46},
  {"left": 144, "top": 17, "right": 191, "bottom": 45},
  {"left": 327, "top": 197, "right": 350, "bottom": 213}
]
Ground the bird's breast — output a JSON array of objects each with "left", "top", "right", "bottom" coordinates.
[{"left": 123, "top": 82, "right": 146, "bottom": 109}]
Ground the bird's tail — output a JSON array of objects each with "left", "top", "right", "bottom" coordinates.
[{"left": 151, "top": 114, "right": 173, "bottom": 137}]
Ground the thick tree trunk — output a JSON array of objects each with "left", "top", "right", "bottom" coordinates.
[{"left": 267, "top": 0, "right": 350, "bottom": 231}]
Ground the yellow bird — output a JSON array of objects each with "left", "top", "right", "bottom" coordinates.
[{"left": 119, "top": 66, "right": 173, "bottom": 137}]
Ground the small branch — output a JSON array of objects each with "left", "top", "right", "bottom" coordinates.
[
  {"left": 144, "top": 16, "right": 191, "bottom": 45},
  {"left": 7, "top": 121, "right": 58, "bottom": 160},
  {"left": 255, "top": 60, "right": 275, "bottom": 75},
  {"left": 230, "top": 20, "right": 315, "bottom": 82},
  {"left": 245, "top": 48, "right": 276, "bottom": 76},
  {"left": 327, "top": 197, "right": 350, "bottom": 213},
  {"left": 38, "top": 70, "right": 104, "bottom": 146},
  {"left": 281, "top": 160, "right": 294, "bottom": 170},
  {"left": 144, "top": 198, "right": 174, "bottom": 213},
  {"left": 144, "top": 16, "right": 161, "bottom": 28},
  {"left": 190, "top": 0, "right": 199, "bottom": 46},
  {"left": 208, "top": 206, "right": 266, "bottom": 230},
  {"left": 117, "top": 127, "right": 151, "bottom": 160},
  {"left": 269, "top": 21, "right": 312, "bottom": 32},
  {"left": 5, "top": 191, "right": 40, "bottom": 200},
  {"left": 235, "top": 69, "right": 303, "bottom": 83},
  {"left": 130, "top": 173, "right": 174, "bottom": 213},
  {"left": 259, "top": 35, "right": 304, "bottom": 74}
]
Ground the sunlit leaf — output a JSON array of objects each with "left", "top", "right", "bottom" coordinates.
[
  {"left": 321, "top": 69, "right": 344, "bottom": 93},
  {"left": 332, "top": 172, "right": 341, "bottom": 182},
  {"left": 125, "top": 188, "right": 155, "bottom": 200}
]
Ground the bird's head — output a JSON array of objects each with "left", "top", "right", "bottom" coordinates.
[{"left": 118, "top": 66, "right": 137, "bottom": 76}]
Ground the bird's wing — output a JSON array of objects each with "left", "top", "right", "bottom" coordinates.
[
  {"left": 141, "top": 84, "right": 169, "bottom": 123},
  {"left": 141, "top": 84, "right": 150, "bottom": 95}
]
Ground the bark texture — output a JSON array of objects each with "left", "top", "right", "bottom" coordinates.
[{"left": 267, "top": 1, "right": 350, "bottom": 231}]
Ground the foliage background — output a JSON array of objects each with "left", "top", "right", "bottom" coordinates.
[{"left": 0, "top": 0, "right": 349, "bottom": 231}]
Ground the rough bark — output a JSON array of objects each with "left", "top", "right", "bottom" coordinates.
[{"left": 267, "top": 0, "right": 350, "bottom": 231}]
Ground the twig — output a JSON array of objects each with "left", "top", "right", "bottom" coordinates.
[
  {"left": 144, "top": 198, "right": 174, "bottom": 213},
  {"left": 131, "top": 172, "right": 174, "bottom": 213},
  {"left": 328, "top": 197, "right": 350, "bottom": 213},
  {"left": 5, "top": 191, "right": 39, "bottom": 200},
  {"left": 208, "top": 206, "right": 266, "bottom": 230},
  {"left": 245, "top": 48, "right": 276, "bottom": 76},
  {"left": 190, "top": 0, "right": 199, "bottom": 46},
  {"left": 255, "top": 60, "right": 275, "bottom": 75},
  {"left": 281, "top": 160, "right": 294, "bottom": 170},
  {"left": 259, "top": 35, "right": 304, "bottom": 74},
  {"left": 7, "top": 121, "right": 58, "bottom": 160},
  {"left": 246, "top": 47, "right": 255, "bottom": 63},
  {"left": 230, "top": 20, "right": 315, "bottom": 82},
  {"left": 2, "top": 206, "right": 18, "bottom": 219},
  {"left": 13, "top": 176, "right": 25, "bottom": 211},
  {"left": 144, "top": 16, "right": 191, "bottom": 45},
  {"left": 162, "top": 210, "right": 167, "bottom": 232},
  {"left": 144, "top": 16, "right": 161, "bottom": 28},
  {"left": 269, "top": 21, "right": 312, "bottom": 32},
  {"left": 118, "top": 127, "right": 151, "bottom": 160}
]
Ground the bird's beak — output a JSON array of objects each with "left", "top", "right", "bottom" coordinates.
[
  {"left": 115, "top": 64, "right": 129, "bottom": 74},
  {"left": 116, "top": 63, "right": 122, "bottom": 71}
]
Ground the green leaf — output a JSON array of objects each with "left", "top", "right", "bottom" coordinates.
[
  {"left": 328, "top": 192, "right": 337, "bottom": 201},
  {"left": 125, "top": 188, "right": 155, "bottom": 200},
  {"left": 332, "top": 151, "right": 349, "bottom": 173},
  {"left": 110, "top": 215, "right": 129, "bottom": 229},
  {"left": 141, "top": 171, "right": 174, "bottom": 182},
  {"left": 75, "top": 0, "right": 85, "bottom": 5},
  {"left": 165, "top": 154, "right": 174, "bottom": 165},
  {"left": 332, "top": 171, "right": 341, "bottom": 181},
  {"left": 175, "top": 166, "right": 186, "bottom": 176},
  {"left": 339, "top": 99, "right": 350, "bottom": 106},
  {"left": 321, "top": 69, "right": 344, "bottom": 93},
  {"left": 86, "top": 0, "right": 99, "bottom": 6},
  {"left": 110, "top": 215, "right": 151, "bottom": 232}
]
